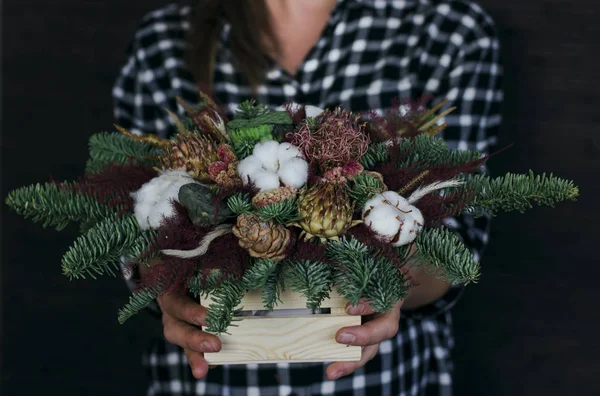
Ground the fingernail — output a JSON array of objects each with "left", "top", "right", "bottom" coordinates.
[
  {"left": 337, "top": 333, "right": 355, "bottom": 344},
  {"left": 331, "top": 371, "right": 343, "bottom": 380},
  {"left": 346, "top": 303, "right": 365, "bottom": 315},
  {"left": 201, "top": 341, "right": 219, "bottom": 352},
  {"left": 192, "top": 316, "right": 206, "bottom": 326}
]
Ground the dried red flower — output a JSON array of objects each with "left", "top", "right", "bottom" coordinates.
[{"left": 291, "top": 108, "right": 370, "bottom": 172}]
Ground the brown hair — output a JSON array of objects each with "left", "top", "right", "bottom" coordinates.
[{"left": 186, "top": 0, "right": 278, "bottom": 91}]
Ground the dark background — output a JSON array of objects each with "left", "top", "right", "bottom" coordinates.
[{"left": 2, "top": 1, "right": 599, "bottom": 395}]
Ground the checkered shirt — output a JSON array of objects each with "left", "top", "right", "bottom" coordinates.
[{"left": 113, "top": 0, "right": 503, "bottom": 395}]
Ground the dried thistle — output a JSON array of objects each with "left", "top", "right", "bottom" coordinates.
[{"left": 291, "top": 108, "right": 370, "bottom": 172}]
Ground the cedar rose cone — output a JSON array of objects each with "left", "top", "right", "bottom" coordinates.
[{"left": 232, "top": 214, "right": 291, "bottom": 261}]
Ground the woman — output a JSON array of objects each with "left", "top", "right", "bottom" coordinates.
[{"left": 113, "top": 0, "right": 503, "bottom": 394}]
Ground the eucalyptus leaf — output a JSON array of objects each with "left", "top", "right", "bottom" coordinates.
[{"left": 178, "top": 183, "right": 233, "bottom": 226}]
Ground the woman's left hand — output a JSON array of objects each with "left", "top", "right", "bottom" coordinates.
[{"left": 326, "top": 299, "right": 403, "bottom": 380}]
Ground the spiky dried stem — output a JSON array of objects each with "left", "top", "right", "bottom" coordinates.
[{"left": 398, "top": 170, "right": 430, "bottom": 195}]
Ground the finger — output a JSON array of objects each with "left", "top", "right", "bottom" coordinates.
[
  {"left": 326, "top": 344, "right": 379, "bottom": 380},
  {"left": 184, "top": 348, "right": 210, "bottom": 379},
  {"left": 345, "top": 299, "right": 376, "bottom": 316},
  {"left": 163, "top": 315, "right": 222, "bottom": 353},
  {"left": 336, "top": 310, "right": 400, "bottom": 346},
  {"left": 158, "top": 290, "right": 208, "bottom": 327}
]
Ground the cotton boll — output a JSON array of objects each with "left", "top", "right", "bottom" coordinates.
[
  {"left": 149, "top": 198, "right": 177, "bottom": 229},
  {"left": 363, "top": 205, "right": 402, "bottom": 240},
  {"left": 253, "top": 140, "right": 281, "bottom": 172},
  {"left": 253, "top": 170, "right": 281, "bottom": 191},
  {"left": 278, "top": 157, "right": 309, "bottom": 189},
  {"left": 392, "top": 206, "right": 424, "bottom": 247},
  {"left": 131, "top": 170, "right": 195, "bottom": 230},
  {"left": 237, "top": 155, "right": 263, "bottom": 184},
  {"left": 277, "top": 142, "right": 304, "bottom": 164},
  {"left": 380, "top": 191, "right": 410, "bottom": 211}
]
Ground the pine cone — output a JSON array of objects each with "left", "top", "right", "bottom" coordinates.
[
  {"left": 160, "top": 132, "right": 219, "bottom": 181},
  {"left": 232, "top": 214, "right": 291, "bottom": 261}
]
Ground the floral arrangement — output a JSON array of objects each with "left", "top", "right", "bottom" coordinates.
[{"left": 5, "top": 92, "right": 579, "bottom": 334}]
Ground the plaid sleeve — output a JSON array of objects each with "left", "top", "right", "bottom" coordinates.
[{"left": 403, "top": 2, "right": 503, "bottom": 319}]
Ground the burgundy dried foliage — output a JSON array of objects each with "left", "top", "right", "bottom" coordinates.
[
  {"left": 291, "top": 109, "right": 370, "bottom": 171},
  {"left": 375, "top": 160, "right": 425, "bottom": 192},
  {"left": 419, "top": 159, "right": 486, "bottom": 192},
  {"left": 417, "top": 189, "right": 476, "bottom": 226},
  {"left": 68, "top": 163, "right": 157, "bottom": 212},
  {"left": 136, "top": 202, "right": 247, "bottom": 293},
  {"left": 288, "top": 229, "right": 331, "bottom": 264},
  {"left": 283, "top": 101, "right": 307, "bottom": 126}
]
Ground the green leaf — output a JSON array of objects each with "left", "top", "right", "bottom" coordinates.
[
  {"left": 229, "top": 125, "right": 274, "bottom": 159},
  {"left": 178, "top": 183, "right": 233, "bottom": 226}
]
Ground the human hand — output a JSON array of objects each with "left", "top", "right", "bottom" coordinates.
[
  {"left": 326, "top": 300, "right": 403, "bottom": 381},
  {"left": 140, "top": 259, "right": 220, "bottom": 379},
  {"left": 156, "top": 288, "right": 221, "bottom": 379}
]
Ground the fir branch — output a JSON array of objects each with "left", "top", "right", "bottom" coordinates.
[
  {"left": 256, "top": 199, "right": 302, "bottom": 225},
  {"left": 227, "top": 111, "right": 293, "bottom": 130},
  {"left": 347, "top": 172, "right": 386, "bottom": 208},
  {"left": 5, "top": 182, "right": 116, "bottom": 231},
  {"left": 414, "top": 228, "right": 480, "bottom": 284},
  {"left": 61, "top": 214, "right": 148, "bottom": 280},
  {"left": 86, "top": 132, "right": 162, "bottom": 173},
  {"left": 205, "top": 278, "right": 245, "bottom": 335},
  {"left": 287, "top": 260, "right": 333, "bottom": 311},
  {"left": 235, "top": 100, "right": 270, "bottom": 119},
  {"left": 128, "top": 230, "right": 158, "bottom": 266},
  {"left": 227, "top": 193, "right": 254, "bottom": 215},
  {"left": 363, "top": 256, "right": 410, "bottom": 313},
  {"left": 333, "top": 254, "right": 377, "bottom": 307},
  {"left": 117, "top": 284, "right": 163, "bottom": 324},
  {"left": 242, "top": 259, "right": 279, "bottom": 290},
  {"left": 262, "top": 264, "right": 285, "bottom": 311},
  {"left": 360, "top": 142, "right": 390, "bottom": 169},
  {"left": 327, "top": 238, "right": 375, "bottom": 306},
  {"left": 361, "top": 135, "right": 482, "bottom": 170},
  {"left": 229, "top": 125, "right": 274, "bottom": 158},
  {"left": 188, "top": 272, "right": 203, "bottom": 299},
  {"left": 463, "top": 171, "right": 580, "bottom": 217}
]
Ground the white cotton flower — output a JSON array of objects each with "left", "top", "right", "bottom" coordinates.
[
  {"left": 131, "top": 170, "right": 196, "bottom": 230},
  {"left": 252, "top": 170, "right": 281, "bottom": 191},
  {"left": 278, "top": 157, "right": 309, "bottom": 189},
  {"left": 253, "top": 140, "right": 281, "bottom": 172},
  {"left": 238, "top": 156, "right": 263, "bottom": 183},
  {"left": 363, "top": 191, "right": 424, "bottom": 246},
  {"left": 238, "top": 140, "right": 309, "bottom": 192},
  {"left": 277, "top": 142, "right": 304, "bottom": 164}
]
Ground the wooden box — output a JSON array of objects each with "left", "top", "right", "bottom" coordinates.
[{"left": 203, "top": 289, "right": 362, "bottom": 365}]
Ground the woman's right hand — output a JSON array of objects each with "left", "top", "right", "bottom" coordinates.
[
  {"left": 156, "top": 290, "right": 221, "bottom": 379},
  {"left": 141, "top": 261, "right": 221, "bottom": 379}
]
